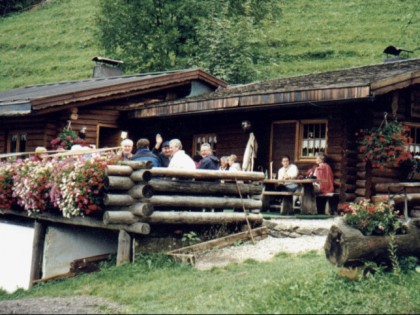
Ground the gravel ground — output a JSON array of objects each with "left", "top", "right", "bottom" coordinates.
[
  {"left": 0, "top": 218, "right": 336, "bottom": 314},
  {"left": 195, "top": 217, "right": 336, "bottom": 270}
]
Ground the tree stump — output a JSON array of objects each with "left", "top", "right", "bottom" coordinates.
[{"left": 324, "top": 218, "right": 420, "bottom": 267}]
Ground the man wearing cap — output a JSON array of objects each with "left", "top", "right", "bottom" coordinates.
[{"left": 152, "top": 133, "right": 171, "bottom": 167}]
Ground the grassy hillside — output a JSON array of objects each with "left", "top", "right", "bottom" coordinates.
[
  {"left": 1, "top": 252, "right": 419, "bottom": 313},
  {"left": 0, "top": 0, "right": 419, "bottom": 92}
]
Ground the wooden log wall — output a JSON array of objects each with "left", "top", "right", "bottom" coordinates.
[
  {"left": 102, "top": 164, "right": 265, "bottom": 228},
  {"left": 353, "top": 91, "right": 420, "bottom": 210}
]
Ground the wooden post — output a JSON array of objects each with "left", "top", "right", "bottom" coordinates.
[
  {"left": 117, "top": 230, "right": 132, "bottom": 266},
  {"left": 29, "top": 221, "right": 46, "bottom": 288}
]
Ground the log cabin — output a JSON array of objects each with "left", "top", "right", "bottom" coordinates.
[{"left": 1, "top": 57, "right": 420, "bottom": 213}]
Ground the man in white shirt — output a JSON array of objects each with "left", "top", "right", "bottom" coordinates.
[
  {"left": 167, "top": 139, "right": 196, "bottom": 170},
  {"left": 277, "top": 155, "right": 299, "bottom": 192}
]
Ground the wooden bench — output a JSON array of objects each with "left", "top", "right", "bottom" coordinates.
[{"left": 262, "top": 190, "right": 303, "bottom": 214}]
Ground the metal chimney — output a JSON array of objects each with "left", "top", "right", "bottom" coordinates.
[{"left": 92, "top": 56, "right": 124, "bottom": 78}]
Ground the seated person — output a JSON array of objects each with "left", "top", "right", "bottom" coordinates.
[
  {"left": 306, "top": 153, "right": 334, "bottom": 195},
  {"left": 227, "top": 154, "right": 242, "bottom": 172},
  {"left": 277, "top": 155, "right": 299, "bottom": 192},
  {"left": 306, "top": 153, "right": 335, "bottom": 214}
]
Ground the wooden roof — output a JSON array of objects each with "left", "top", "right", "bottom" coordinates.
[
  {"left": 0, "top": 68, "right": 227, "bottom": 116},
  {"left": 131, "top": 58, "right": 420, "bottom": 118}
]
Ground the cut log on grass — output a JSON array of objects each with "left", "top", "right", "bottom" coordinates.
[
  {"left": 150, "top": 167, "right": 264, "bottom": 181},
  {"left": 146, "top": 195, "right": 262, "bottom": 209},
  {"left": 105, "top": 165, "right": 133, "bottom": 176},
  {"left": 324, "top": 218, "right": 420, "bottom": 267},
  {"left": 130, "top": 169, "right": 152, "bottom": 182},
  {"left": 143, "top": 211, "right": 263, "bottom": 225},
  {"left": 149, "top": 178, "right": 263, "bottom": 196},
  {"left": 128, "top": 184, "right": 154, "bottom": 199},
  {"left": 104, "top": 176, "right": 135, "bottom": 191}
]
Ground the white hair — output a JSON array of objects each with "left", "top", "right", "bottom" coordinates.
[
  {"left": 121, "top": 139, "right": 134, "bottom": 146},
  {"left": 169, "top": 139, "right": 182, "bottom": 150}
]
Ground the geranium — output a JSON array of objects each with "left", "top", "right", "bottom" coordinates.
[
  {"left": 55, "top": 156, "right": 107, "bottom": 218},
  {"left": 12, "top": 159, "right": 55, "bottom": 214},
  {"left": 339, "top": 199, "right": 403, "bottom": 236},
  {"left": 0, "top": 160, "right": 21, "bottom": 210},
  {"left": 50, "top": 128, "right": 85, "bottom": 150},
  {"left": 357, "top": 118, "right": 412, "bottom": 169},
  {"left": 0, "top": 153, "right": 109, "bottom": 218}
]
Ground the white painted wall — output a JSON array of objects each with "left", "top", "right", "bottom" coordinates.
[
  {"left": 43, "top": 225, "right": 118, "bottom": 278},
  {"left": 0, "top": 222, "right": 34, "bottom": 293}
]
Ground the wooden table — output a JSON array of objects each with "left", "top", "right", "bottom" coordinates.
[
  {"left": 388, "top": 182, "right": 420, "bottom": 221},
  {"left": 262, "top": 179, "right": 319, "bottom": 214}
]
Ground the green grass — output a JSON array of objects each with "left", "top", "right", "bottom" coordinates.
[
  {"left": 1, "top": 0, "right": 419, "bottom": 91},
  {"left": 1, "top": 252, "right": 419, "bottom": 314}
]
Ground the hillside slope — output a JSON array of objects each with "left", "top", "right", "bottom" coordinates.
[{"left": 0, "top": 0, "right": 419, "bottom": 92}]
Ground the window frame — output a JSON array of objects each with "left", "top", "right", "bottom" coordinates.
[
  {"left": 297, "top": 119, "right": 328, "bottom": 162},
  {"left": 192, "top": 133, "right": 217, "bottom": 156},
  {"left": 7, "top": 131, "right": 27, "bottom": 153}
]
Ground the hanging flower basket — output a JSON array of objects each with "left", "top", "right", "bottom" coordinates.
[
  {"left": 357, "top": 117, "right": 412, "bottom": 169},
  {"left": 50, "top": 128, "right": 85, "bottom": 150}
]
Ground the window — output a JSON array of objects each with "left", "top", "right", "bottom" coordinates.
[
  {"left": 192, "top": 133, "right": 217, "bottom": 156},
  {"left": 405, "top": 123, "right": 420, "bottom": 157},
  {"left": 7, "top": 132, "right": 27, "bottom": 153},
  {"left": 270, "top": 120, "right": 328, "bottom": 166},
  {"left": 299, "top": 121, "right": 327, "bottom": 159}
]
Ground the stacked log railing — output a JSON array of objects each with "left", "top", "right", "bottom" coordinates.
[{"left": 102, "top": 164, "right": 265, "bottom": 230}]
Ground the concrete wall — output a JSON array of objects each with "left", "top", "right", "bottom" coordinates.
[{"left": 43, "top": 225, "right": 118, "bottom": 278}]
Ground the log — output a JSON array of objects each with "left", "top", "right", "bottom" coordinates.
[
  {"left": 324, "top": 218, "right": 420, "bottom": 266},
  {"left": 143, "top": 211, "right": 263, "bottom": 225},
  {"left": 150, "top": 167, "right": 265, "bottom": 181},
  {"left": 1, "top": 209, "right": 150, "bottom": 235},
  {"left": 103, "top": 194, "right": 135, "bottom": 206},
  {"left": 103, "top": 211, "right": 139, "bottom": 225},
  {"left": 371, "top": 193, "right": 420, "bottom": 204},
  {"left": 128, "top": 184, "right": 154, "bottom": 199},
  {"left": 149, "top": 178, "right": 263, "bottom": 196},
  {"left": 146, "top": 195, "right": 262, "bottom": 210},
  {"left": 104, "top": 176, "right": 135, "bottom": 191},
  {"left": 128, "top": 222, "right": 151, "bottom": 235},
  {"left": 119, "top": 160, "right": 152, "bottom": 170},
  {"left": 130, "top": 169, "right": 152, "bottom": 182},
  {"left": 356, "top": 180, "right": 366, "bottom": 188},
  {"left": 355, "top": 188, "right": 366, "bottom": 196},
  {"left": 130, "top": 203, "right": 154, "bottom": 217},
  {"left": 105, "top": 165, "right": 133, "bottom": 176},
  {"left": 374, "top": 183, "right": 420, "bottom": 194}
]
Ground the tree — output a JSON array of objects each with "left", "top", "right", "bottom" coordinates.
[
  {"left": 96, "top": 0, "right": 281, "bottom": 84},
  {"left": 0, "top": 0, "right": 43, "bottom": 17}
]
